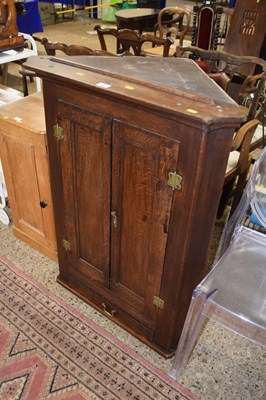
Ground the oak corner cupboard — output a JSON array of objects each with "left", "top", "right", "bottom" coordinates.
[{"left": 25, "top": 56, "right": 244, "bottom": 357}]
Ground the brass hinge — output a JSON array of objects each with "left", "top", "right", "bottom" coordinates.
[
  {"left": 62, "top": 239, "right": 71, "bottom": 251},
  {"left": 153, "top": 296, "right": 164, "bottom": 309},
  {"left": 167, "top": 171, "right": 182, "bottom": 191},
  {"left": 54, "top": 124, "right": 64, "bottom": 141}
]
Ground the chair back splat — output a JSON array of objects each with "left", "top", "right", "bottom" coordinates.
[
  {"left": 94, "top": 25, "right": 173, "bottom": 57},
  {"left": 141, "top": 6, "right": 191, "bottom": 57},
  {"left": 175, "top": 47, "right": 266, "bottom": 125},
  {"left": 191, "top": 1, "right": 223, "bottom": 51},
  {"left": 20, "top": 37, "right": 120, "bottom": 96},
  {"left": 155, "top": 7, "right": 191, "bottom": 46}
]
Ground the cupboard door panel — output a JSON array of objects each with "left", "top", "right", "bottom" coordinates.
[
  {"left": 1, "top": 135, "right": 46, "bottom": 236},
  {"left": 111, "top": 121, "right": 179, "bottom": 320},
  {"left": 58, "top": 102, "right": 111, "bottom": 286}
]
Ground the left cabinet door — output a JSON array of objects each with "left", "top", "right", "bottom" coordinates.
[
  {"left": 0, "top": 124, "right": 57, "bottom": 261},
  {"left": 57, "top": 102, "right": 112, "bottom": 287}
]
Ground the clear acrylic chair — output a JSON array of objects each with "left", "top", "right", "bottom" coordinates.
[{"left": 169, "top": 144, "right": 266, "bottom": 379}]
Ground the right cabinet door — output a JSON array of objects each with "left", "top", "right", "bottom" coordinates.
[{"left": 110, "top": 120, "right": 180, "bottom": 326}]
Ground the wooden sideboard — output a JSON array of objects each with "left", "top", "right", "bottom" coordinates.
[{"left": 24, "top": 56, "right": 243, "bottom": 356}]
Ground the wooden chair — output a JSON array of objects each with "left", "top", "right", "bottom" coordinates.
[
  {"left": 224, "top": 0, "right": 266, "bottom": 68},
  {"left": 174, "top": 47, "right": 266, "bottom": 216},
  {"left": 94, "top": 25, "right": 173, "bottom": 57},
  {"left": 175, "top": 47, "right": 266, "bottom": 127},
  {"left": 191, "top": 1, "right": 223, "bottom": 51},
  {"left": 33, "top": 37, "right": 116, "bottom": 57},
  {"left": 144, "top": 6, "right": 191, "bottom": 57},
  {"left": 218, "top": 119, "right": 260, "bottom": 218},
  {"left": 20, "top": 37, "right": 118, "bottom": 96}
]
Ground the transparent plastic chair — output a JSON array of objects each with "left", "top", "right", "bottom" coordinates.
[{"left": 169, "top": 145, "right": 266, "bottom": 379}]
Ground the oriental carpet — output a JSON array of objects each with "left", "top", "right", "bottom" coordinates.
[{"left": 0, "top": 256, "right": 198, "bottom": 400}]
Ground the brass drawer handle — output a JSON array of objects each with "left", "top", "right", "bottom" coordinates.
[{"left": 102, "top": 302, "right": 116, "bottom": 318}]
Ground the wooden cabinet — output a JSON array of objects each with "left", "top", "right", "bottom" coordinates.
[
  {"left": 25, "top": 56, "right": 243, "bottom": 356},
  {"left": 0, "top": 93, "right": 57, "bottom": 260}
]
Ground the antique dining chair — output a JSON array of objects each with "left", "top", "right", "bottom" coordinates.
[
  {"left": 218, "top": 119, "right": 260, "bottom": 218},
  {"left": 33, "top": 37, "right": 115, "bottom": 57},
  {"left": 19, "top": 37, "right": 118, "bottom": 96},
  {"left": 144, "top": 7, "right": 191, "bottom": 57},
  {"left": 175, "top": 47, "right": 266, "bottom": 125},
  {"left": 175, "top": 48, "right": 266, "bottom": 215},
  {"left": 169, "top": 144, "right": 266, "bottom": 380},
  {"left": 224, "top": 0, "right": 265, "bottom": 68},
  {"left": 191, "top": 1, "right": 223, "bottom": 51},
  {"left": 94, "top": 25, "right": 173, "bottom": 57}
]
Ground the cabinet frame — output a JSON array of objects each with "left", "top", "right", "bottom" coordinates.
[{"left": 25, "top": 56, "right": 243, "bottom": 356}]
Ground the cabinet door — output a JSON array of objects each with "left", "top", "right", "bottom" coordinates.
[
  {"left": 0, "top": 132, "right": 57, "bottom": 258},
  {"left": 57, "top": 102, "right": 111, "bottom": 287},
  {"left": 111, "top": 121, "right": 179, "bottom": 322}
]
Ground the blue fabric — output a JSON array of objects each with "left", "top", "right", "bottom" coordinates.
[
  {"left": 229, "top": 0, "right": 236, "bottom": 8},
  {"left": 250, "top": 213, "right": 263, "bottom": 227},
  {"left": 17, "top": 0, "right": 43, "bottom": 34}
]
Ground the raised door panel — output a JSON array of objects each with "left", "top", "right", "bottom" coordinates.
[
  {"left": 0, "top": 133, "right": 55, "bottom": 246},
  {"left": 57, "top": 102, "right": 111, "bottom": 287},
  {"left": 111, "top": 121, "right": 179, "bottom": 323}
]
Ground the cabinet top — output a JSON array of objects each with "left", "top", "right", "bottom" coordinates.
[{"left": 25, "top": 56, "right": 244, "bottom": 125}]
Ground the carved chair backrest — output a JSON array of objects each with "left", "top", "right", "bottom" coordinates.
[
  {"left": 20, "top": 37, "right": 120, "bottom": 96},
  {"left": 94, "top": 25, "right": 173, "bottom": 57},
  {"left": 33, "top": 36, "right": 115, "bottom": 57},
  {"left": 191, "top": 1, "right": 223, "bottom": 51},
  {"left": 175, "top": 46, "right": 266, "bottom": 122},
  {"left": 154, "top": 7, "right": 191, "bottom": 46},
  {"left": 224, "top": 0, "right": 266, "bottom": 68}
]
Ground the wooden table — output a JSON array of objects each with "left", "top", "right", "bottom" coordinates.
[{"left": 115, "top": 8, "right": 160, "bottom": 33}]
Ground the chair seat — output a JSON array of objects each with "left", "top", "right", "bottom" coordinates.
[
  {"left": 144, "top": 44, "right": 176, "bottom": 57},
  {"left": 252, "top": 125, "right": 264, "bottom": 143},
  {"left": 225, "top": 124, "right": 264, "bottom": 174},
  {"left": 226, "top": 150, "right": 239, "bottom": 173},
  {"left": 201, "top": 226, "right": 266, "bottom": 328},
  {"left": 144, "top": 39, "right": 191, "bottom": 57}
]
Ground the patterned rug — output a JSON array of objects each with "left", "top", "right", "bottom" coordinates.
[{"left": 0, "top": 256, "right": 198, "bottom": 400}]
